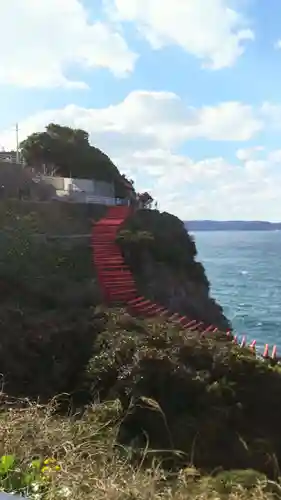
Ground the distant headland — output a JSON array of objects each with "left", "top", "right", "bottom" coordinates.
[{"left": 185, "top": 220, "right": 281, "bottom": 231}]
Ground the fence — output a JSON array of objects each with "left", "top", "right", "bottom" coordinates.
[
  {"left": 53, "top": 191, "right": 129, "bottom": 206},
  {"left": 85, "top": 195, "right": 116, "bottom": 205}
]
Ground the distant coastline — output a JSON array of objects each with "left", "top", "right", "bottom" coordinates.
[{"left": 185, "top": 220, "right": 281, "bottom": 231}]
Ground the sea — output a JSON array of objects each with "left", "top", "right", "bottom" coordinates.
[{"left": 193, "top": 231, "right": 281, "bottom": 351}]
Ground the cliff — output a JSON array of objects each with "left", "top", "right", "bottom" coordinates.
[
  {"left": 0, "top": 201, "right": 230, "bottom": 331},
  {"left": 0, "top": 203, "right": 231, "bottom": 400},
  {"left": 2, "top": 203, "right": 281, "bottom": 492},
  {"left": 117, "top": 209, "right": 230, "bottom": 331}
]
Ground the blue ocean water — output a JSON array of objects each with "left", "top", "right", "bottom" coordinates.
[{"left": 193, "top": 231, "right": 281, "bottom": 350}]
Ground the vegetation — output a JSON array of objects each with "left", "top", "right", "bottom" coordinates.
[
  {"left": 20, "top": 123, "right": 134, "bottom": 197},
  {"left": 1, "top": 400, "right": 278, "bottom": 500},
  {"left": 115, "top": 209, "right": 230, "bottom": 331},
  {"left": 0, "top": 210, "right": 102, "bottom": 401},
  {"left": 117, "top": 208, "right": 209, "bottom": 283},
  {"left": 0, "top": 211, "right": 96, "bottom": 301},
  {"left": 2, "top": 279, "right": 281, "bottom": 478},
  {"left": 1, "top": 206, "right": 281, "bottom": 498},
  {"left": 2, "top": 309, "right": 281, "bottom": 498},
  {"left": 83, "top": 314, "right": 281, "bottom": 477},
  {"left": 0, "top": 198, "right": 106, "bottom": 235}
]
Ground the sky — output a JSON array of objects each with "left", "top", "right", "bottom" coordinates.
[{"left": 1, "top": 0, "right": 281, "bottom": 221}]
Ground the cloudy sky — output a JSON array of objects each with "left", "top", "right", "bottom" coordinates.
[{"left": 1, "top": 0, "right": 281, "bottom": 220}]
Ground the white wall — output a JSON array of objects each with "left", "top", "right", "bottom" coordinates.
[
  {"left": 41, "top": 175, "right": 64, "bottom": 189},
  {"left": 40, "top": 177, "right": 115, "bottom": 196},
  {"left": 32, "top": 175, "right": 117, "bottom": 204},
  {"left": 64, "top": 178, "right": 94, "bottom": 193}
]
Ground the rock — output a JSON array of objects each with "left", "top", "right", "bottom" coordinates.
[
  {"left": 118, "top": 209, "right": 230, "bottom": 331},
  {"left": 135, "top": 256, "right": 230, "bottom": 330}
]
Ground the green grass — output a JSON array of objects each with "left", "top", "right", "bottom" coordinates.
[{"left": 0, "top": 199, "right": 106, "bottom": 235}]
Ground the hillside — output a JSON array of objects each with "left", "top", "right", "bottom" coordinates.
[
  {"left": 1, "top": 203, "right": 281, "bottom": 498},
  {"left": 0, "top": 199, "right": 106, "bottom": 235},
  {"left": 1, "top": 306, "right": 281, "bottom": 498},
  {"left": 117, "top": 209, "right": 230, "bottom": 330}
]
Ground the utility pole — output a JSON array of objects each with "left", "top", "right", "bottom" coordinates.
[{"left": 15, "top": 123, "right": 20, "bottom": 164}]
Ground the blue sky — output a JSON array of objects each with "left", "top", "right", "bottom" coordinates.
[{"left": 1, "top": 0, "right": 281, "bottom": 220}]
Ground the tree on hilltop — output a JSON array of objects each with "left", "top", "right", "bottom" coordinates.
[{"left": 20, "top": 123, "right": 125, "bottom": 189}]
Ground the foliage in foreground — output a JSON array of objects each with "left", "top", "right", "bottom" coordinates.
[
  {"left": 3, "top": 298, "right": 281, "bottom": 479},
  {"left": 0, "top": 453, "right": 61, "bottom": 498},
  {"left": 84, "top": 313, "right": 281, "bottom": 477},
  {"left": 0, "top": 400, "right": 280, "bottom": 500}
]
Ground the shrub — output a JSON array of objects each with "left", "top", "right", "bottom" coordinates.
[
  {"left": 0, "top": 213, "right": 102, "bottom": 401},
  {"left": 0, "top": 305, "right": 105, "bottom": 400},
  {"left": 117, "top": 209, "right": 209, "bottom": 286},
  {"left": 82, "top": 313, "right": 281, "bottom": 477}
]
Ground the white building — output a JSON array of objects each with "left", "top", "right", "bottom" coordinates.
[
  {"left": 34, "top": 175, "right": 116, "bottom": 205},
  {"left": 0, "top": 150, "right": 22, "bottom": 164}
]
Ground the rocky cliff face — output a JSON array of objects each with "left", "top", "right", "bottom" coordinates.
[
  {"left": 134, "top": 255, "right": 229, "bottom": 330},
  {"left": 117, "top": 209, "right": 230, "bottom": 331}
]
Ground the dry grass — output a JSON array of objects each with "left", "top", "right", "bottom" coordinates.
[{"left": 0, "top": 398, "right": 278, "bottom": 500}]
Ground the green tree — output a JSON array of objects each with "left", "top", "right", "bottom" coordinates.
[{"left": 20, "top": 123, "right": 127, "bottom": 190}]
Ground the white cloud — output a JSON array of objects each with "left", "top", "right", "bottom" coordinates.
[
  {"left": 0, "top": 90, "right": 279, "bottom": 220},
  {"left": 0, "top": 0, "right": 137, "bottom": 88},
  {"left": 0, "top": 91, "right": 262, "bottom": 152},
  {"left": 148, "top": 152, "right": 281, "bottom": 221},
  {"left": 268, "top": 150, "right": 281, "bottom": 164},
  {"left": 260, "top": 102, "right": 281, "bottom": 128},
  {"left": 115, "top": 146, "right": 280, "bottom": 221},
  {"left": 107, "top": 0, "right": 254, "bottom": 69},
  {"left": 191, "top": 102, "right": 262, "bottom": 140},
  {"left": 236, "top": 146, "right": 264, "bottom": 161}
]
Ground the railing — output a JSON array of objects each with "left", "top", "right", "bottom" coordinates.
[
  {"left": 85, "top": 195, "right": 116, "bottom": 205},
  {"left": 54, "top": 191, "right": 118, "bottom": 205}
]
